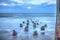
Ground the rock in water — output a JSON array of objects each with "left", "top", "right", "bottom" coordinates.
[
  {"left": 31, "top": 19, "right": 32, "bottom": 21},
  {"left": 24, "top": 25, "right": 29, "bottom": 32},
  {"left": 27, "top": 20, "right": 29, "bottom": 23},
  {"left": 32, "top": 21, "right": 34, "bottom": 23},
  {"left": 33, "top": 23, "right": 36, "bottom": 28},
  {"left": 44, "top": 24, "right": 47, "bottom": 27},
  {"left": 41, "top": 26, "right": 45, "bottom": 30},
  {"left": 37, "top": 23, "right": 39, "bottom": 25},
  {"left": 33, "top": 31, "right": 38, "bottom": 37},
  {"left": 26, "top": 20, "right": 29, "bottom": 25},
  {"left": 26, "top": 22, "right": 29, "bottom": 25},
  {"left": 20, "top": 23, "right": 23, "bottom": 27},
  {"left": 13, "top": 30, "right": 17, "bottom": 36},
  {"left": 23, "top": 21, "right": 25, "bottom": 24},
  {"left": 40, "top": 22, "right": 42, "bottom": 23}
]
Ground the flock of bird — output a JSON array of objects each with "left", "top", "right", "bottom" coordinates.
[{"left": 12, "top": 19, "right": 47, "bottom": 37}]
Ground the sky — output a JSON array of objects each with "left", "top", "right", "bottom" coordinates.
[{"left": 0, "top": 0, "right": 56, "bottom": 13}]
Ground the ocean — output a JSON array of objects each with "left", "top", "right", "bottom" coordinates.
[{"left": 0, "top": 13, "right": 56, "bottom": 40}]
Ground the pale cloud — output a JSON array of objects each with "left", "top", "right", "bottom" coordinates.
[
  {"left": 0, "top": 3, "right": 16, "bottom": 6},
  {"left": 10, "top": 0, "right": 24, "bottom": 4},
  {"left": 0, "top": 0, "right": 56, "bottom": 6},
  {"left": 29, "top": 0, "right": 49, "bottom": 5},
  {"left": 29, "top": 0, "right": 56, "bottom": 5},
  {"left": 0, "top": 3, "right": 10, "bottom": 6},
  {"left": 11, "top": 3, "right": 15, "bottom": 6},
  {"left": 47, "top": 0, "right": 56, "bottom": 5},
  {"left": 10, "top": 0, "right": 56, "bottom": 5}
]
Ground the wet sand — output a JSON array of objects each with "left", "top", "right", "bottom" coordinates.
[{"left": 0, "top": 30, "right": 53, "bottom": 40}]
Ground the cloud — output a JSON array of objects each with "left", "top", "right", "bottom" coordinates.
[
  {"left": 29, "top": 0, "right": 56, "bottom": 5},
  {"left": 0, "top": 3, "right": 16, "bottom": 6},
  {"left": 10, "top": 0, "right": 24, "bottom": 4},
  {"left": 29, "top": 0, "right": 48, "bottom": 5},
  {"left": 47, "top": 0, "right": 56, "bottom": 5},
  {"left": 10, "top": 0, "right": 56, "bottom": 6},
  {"left": 0, "top": 0, "right": 24, "bottom": 6},
  {"left": 0, "top": 3, "right": 10, "bottom": 6},
  {"left": 0, "top": 0, "right": 56, "bottom": 6}
]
